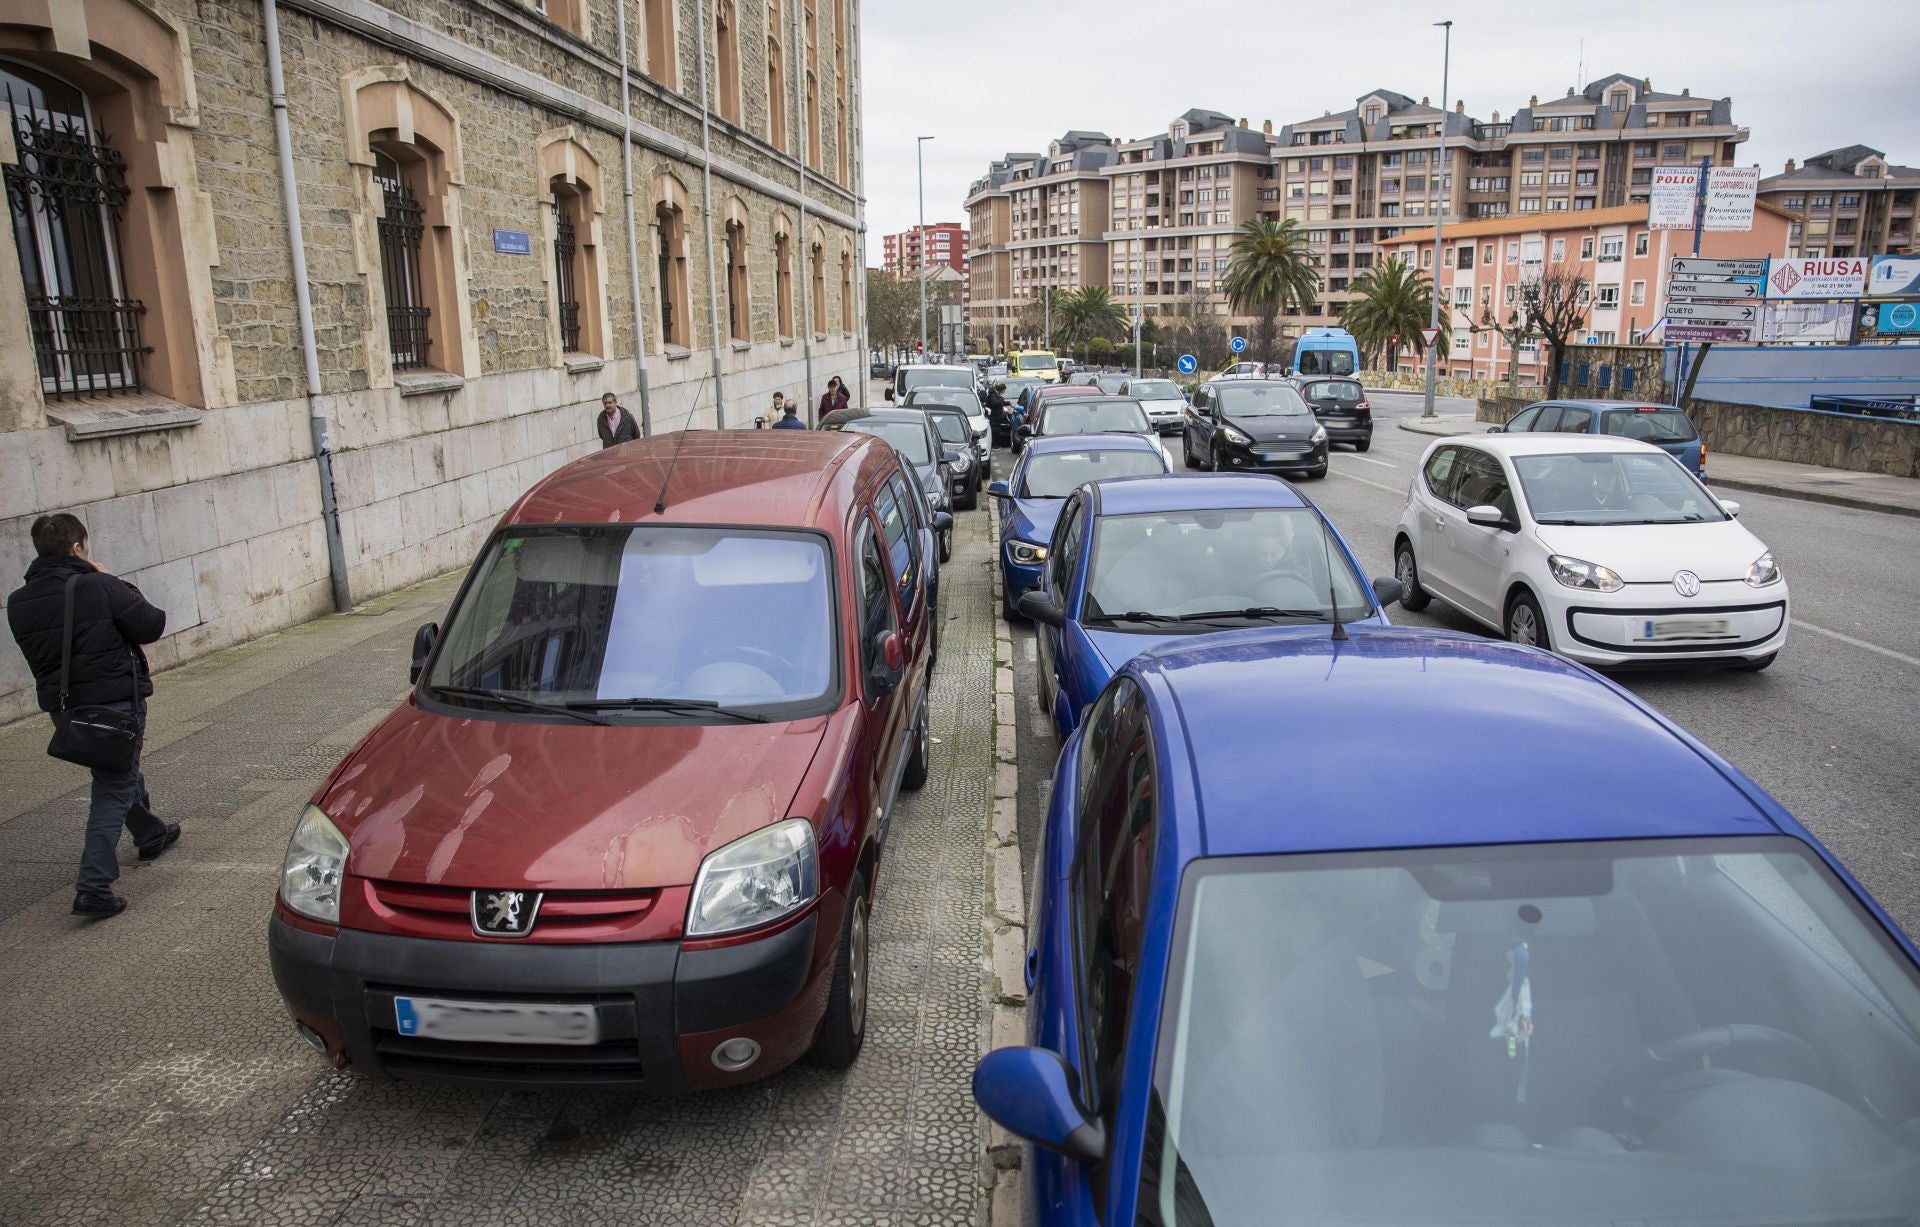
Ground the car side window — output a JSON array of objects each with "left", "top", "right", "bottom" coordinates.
[
  {"left": 854, "top": 518, "right": 896, "bottom": 694},
  {"left": 1451, "top": 449, "right": 1517, "bottom": 518},
  {"left": 879, "top": 472, "right": 924, "bottom": 606},
  {"left": 1422, "top": 446, "right": 1460, "bottom": 501},
  {"left": 1071, "top": 677, "right": 1156, "bottom": 1127},
  {"left": 1048, "top": 495, "right": 1085, "bottom": 595},
  {"left": 1557, "top": 407, "right": 1593, "bottom": 433},
  {"left": 1192, "top": 387, "right": 1210, "bottom": 413},
  {"left": 1506, "top": 405, "right": 1544, "bottom": 432}
]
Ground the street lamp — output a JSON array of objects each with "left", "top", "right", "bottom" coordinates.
[
  {"left": 917, "top": 135, "right": 934, "bottom": 359},
  {"left": 1423, "top": 18, "right": 1453, "bottom": 419}
]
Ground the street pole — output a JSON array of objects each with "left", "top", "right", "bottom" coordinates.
[
  {"left": 917, "top": 136, "right": 933, "bottom": 358},
  {"left": 1423, "top": 18, "right": 1453, "bottom": 419}
]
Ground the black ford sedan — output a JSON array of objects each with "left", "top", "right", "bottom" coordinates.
[{"left": 1182, "top": 378, "right": 1328, "bottom": 478}]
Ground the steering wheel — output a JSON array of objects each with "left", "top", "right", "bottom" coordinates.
[
  {"left": 719, "top": 646, "right": 803, "bottom": 691},
  {"left": 1248, "top": 569, "right": 1321, "bottom": 608},
  {"left": 1601, "top": 1024, "right": 1827, "bottom": 1120}
]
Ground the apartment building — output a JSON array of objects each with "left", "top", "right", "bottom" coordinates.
[
  {"left": 963, "top": 153, "right": 1031, "bottom": 351},
  {"left": 882, "top": 222, "right": 970, "bottom": 301},
  {"left": 1759, "top": 146, "right": 1920, "bottom": 258},
  {"left": 1378, "top": 204, "right": 1792, "bottom": 382},
  {"left": 0, "top": 0, "right": 864, "bottom": 723}
]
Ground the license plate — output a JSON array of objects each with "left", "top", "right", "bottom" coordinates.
[
  {"left": 1259, "top": 449, "right": 1305, "bottom": 461},
  {"left": 1639, "top": 617, "right": 1732, "bottom": 641},
  {"left": 393, "top": 996, "right": 599, "bottom": 1045}
]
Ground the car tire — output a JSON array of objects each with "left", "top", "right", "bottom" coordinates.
[
  {"left": 1732, "top": 652, "right": 1777, "bottom": 672},
  {"left": 1307, "top": 464, "right": 1328, "bottom": 480},
  {"left": 1209, "top": 442, "right": 1225, "bottom": 472},
  {"left": 1181, "top": 432, "right": 1196, "bottom": 467},
  {"left": 1505, "top": 590, "right": 1551, "bottom": 651},
  {"left": 1001, "top": 590, "right": 1022, "bottom": 622},
  {"left": 938, "top": 530, "right": 952, "bottom": 564},
  {"left": 807, "top": 868, "right": 870, "bottom": 1069},
  {"left": 901, "top": 703, "right": 930, "bottom": 791},
  {"left": 1394, "top": 540, "right": 1432, "bottom": 612},
  {"left": 1355, "top": 437, "right": 1371, "bottom": 453}
]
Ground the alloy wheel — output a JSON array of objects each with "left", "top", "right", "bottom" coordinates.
[
  {"left": 1508, "top": 602, "right": 1540, "bottom": 646},
  {"left": 847, "top": 894, "right": 869, "bottom": 1036}
]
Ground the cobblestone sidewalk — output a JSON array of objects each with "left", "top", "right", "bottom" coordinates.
[{"left": 0, "top": 501, "right": 1005, "bottom": 1226}]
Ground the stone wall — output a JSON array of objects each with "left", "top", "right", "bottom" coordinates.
[
  {"left": 0, "top": 0, "right": 865, "bottom": 725},
  {"left": 1686, "top": 400, "right": 1920, "bottom": 478}
]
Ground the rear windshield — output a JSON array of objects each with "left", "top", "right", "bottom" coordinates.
[
  {"left": 1041, "top": 399, "right": 1152, "bottom": 436},
  {"left": 927, "top": 413, "right": 970, "bottom": 444},
  {"left": 1014, "top": 354, "right": 1058, "bottom": 371},
  {"left": 428, "top": 528, "right": 834, "bottom": 715},
  {"left": 1020, "top": 447, "right": 1167, "bottom": 498},
  {"left": 1601, "top": 407, "right": 1697, "bottom": 443},
  {"left": 1295, "top": 348, "right": 1356, "bottom": 376},
  {"left": 901, "top": 368, "right": 973, "bottom": 391},
  {"left": 1301, "top": 381, "right": 1363, "bottom": 403},
  {"left": 906, "top": 387, "right": 980, "bottom": 411},
  {"left": 843, "top": 419, "right": 934, "bottom": 465},
  {"left": 1127, "top": 380, "right": 1182, "bottom": 400}
]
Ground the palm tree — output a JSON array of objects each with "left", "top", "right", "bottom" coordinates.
[
  {"left": 1054, "top": 285, "right": 1130, "bottom": 346},
  {"left": 1221, "top": 219, "right": 1320, "bottom": 364},
  {"left": 1342, "top": 257, "right": 1446, "bottom": 372}
]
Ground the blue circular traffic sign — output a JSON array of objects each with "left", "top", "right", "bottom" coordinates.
[
  {"left": 1177, "top": 353, "right": 1197, "bottom": 374},
  {"left": 1230, "top": 336, "right": 1247, "bottom": 353}
]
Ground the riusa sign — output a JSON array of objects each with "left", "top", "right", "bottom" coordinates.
[{"left": 1766, "top": 257, "right": 1868, "bottom": 299}]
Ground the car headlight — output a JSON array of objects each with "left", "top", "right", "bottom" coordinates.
[
  {"left": 1746, "top": 551, "right": 1781, "bottom": 587},
  {"left": 1310, "top": 425, "right": 1328, "bottom": 444},
  {"left": 1007, "top": 540, "right": 1049, "bottom": 566},
  {"left": 1548, "top": 554, "right": 1625, "bottom": 592},
  {"left": 280, "top": 804, "right": 349, "bottom": 924},
  {"left": 950, "top": 453, "right": 972, "bottom": 473},
  {"left": 1223, "top": 426, "right": 1252, "bottom": 445},
  {"left": 687, "top": 818, "right": 819, "bottom": 937}
]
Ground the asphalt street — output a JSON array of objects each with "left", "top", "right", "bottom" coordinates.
[{"left": 1011, "top": 388, "right": 1920, "bottom": 932}]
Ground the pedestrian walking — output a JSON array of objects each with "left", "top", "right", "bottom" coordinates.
[
  {"left": 596, "top": 391, "right": 640, "bottom": 448},
  {"left": 771, "top": 395, "right": 806, "bottom": 429},
  {"left": 6, "top": 514, "right": 178, "bottom": 917},
  {"left": 818, "top": 376, "right": 849, "bottom": 419}
]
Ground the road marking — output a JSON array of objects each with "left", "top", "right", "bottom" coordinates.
[
  {"left": 1348, "top": 455, "right": 1398, "bottom": 469},
  {"left": 1327, "top": 468, "right": 1406, "bottom": 496},
  {"left": 1791, "top": 619, "right": 1920, "bottom": 670}
]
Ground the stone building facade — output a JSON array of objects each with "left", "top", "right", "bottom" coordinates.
[{"left": 0, "top": 0, "right": 866, "bottom": 722}]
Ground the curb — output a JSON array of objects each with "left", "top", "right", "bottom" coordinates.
[
  {"left": 1395, "top": 419, "right": 1485, "bottom": 439},
  {"left": 982, "top": 504, "right": 1028, "bottom": 1227},
  {"left": 1705, "top": 477, "right": 1920, "bottom": 521}
]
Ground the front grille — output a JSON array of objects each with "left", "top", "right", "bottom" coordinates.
[
  {"left": 371, "top": 1030, "right": 647, "bottom": 1086},
  {"left": 364, "top": 880, "right": 660, "bottom": 940}
]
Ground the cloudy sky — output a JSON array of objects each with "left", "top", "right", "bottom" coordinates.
[{"left": 857, "top": 0, "right": 1920, "bottom": 265}]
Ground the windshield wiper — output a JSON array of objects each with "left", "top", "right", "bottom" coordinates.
[
  {"left": 429, "top": 685, "right": 612, "bottom": 725},
  {"left": 1167, "top": 606, "right": 1327, "bottom": 623},
  {"left": 1083, "top": 610, "right": 1186, "bottom": 625},
  {"left": 565, "top": 696, "right": 770, "bottom": 723}
]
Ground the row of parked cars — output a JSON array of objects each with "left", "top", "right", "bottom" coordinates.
[{"left": 265, "top": 389, "right": 1920, "bottom": 1227}]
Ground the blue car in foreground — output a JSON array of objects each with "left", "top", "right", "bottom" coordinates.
[
  {"left": 974, "top": 627, "right": 1920, "bottom": 1226},
  {"left": 1019, "top": 474, "right": 1399, "bottom": 737},
  {"left": 988, "top": 434, "right": 1169, "bottom": 621}
]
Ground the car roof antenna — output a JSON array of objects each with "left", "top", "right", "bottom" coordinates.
[
  {"left": 1318, "top": 504, "right": 1348, "bottom": 641},
  {"left": 653, "top": 383, "right": 707, "bottom": 513}
]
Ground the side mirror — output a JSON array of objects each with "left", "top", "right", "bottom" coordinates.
[
  {"left": 1018, "top": 590, "right": 1066, "bottom": 628},
  {"left": 972, "top": 1047, "right": 1106, "bottom": 1164},
  {"left": 987, "top": 480, "right": 1011, "bottom": 499},
  {"left": 1719, "top": 499, "right": 1740, "bottom": 518},
  {"left": 410, "top": 622, "right": 439, "bottom": 683},
  {"left": 882, "top": 631, "right": 905, "bottom": 672},
  {"left": 1370, "top": 577, "right": 1406, "bottom": 608},
  {"left": 1465, "top": 504, "right": 1514, "bottom": 531},
  {"left": 883, "top": 387, "right": 895, "bottom": 402},
  {"left": 942, "top": 445, "right": 966, "bottom": 466},
  {"left": 1485, "top": 424, "right": 1505, "bottom": 434},
  {"left": 931, "top": 511, "right": 954, "bottom": 533}
]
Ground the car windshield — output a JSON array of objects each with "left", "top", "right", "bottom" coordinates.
[
  {"left": 1515, "top": 451, "right": 1726, "bottom": 525},
  {"left": 1139, "top": 837, "right": 1920, "bottom": 1227},
  {"left": 1041, "top": 399, "right": 1152, "bottom": 436},
  {"left": 1216, "top": 383, "right": 1311, "bottom": 417},
  {"left": 928, "top": 413, "right": 970, "bottom": 444},
  {"left": 427, "top": 528, "right": 834, "bottom": 713},
  {"left": 903, "top": 369, "right": 973, "bottom": 390},
  {"left": 1128, "top": 380, "right": 1182, "bottom": 400},
  {"left": 1601, "top": 408, "right": 1698, "bottom": 443},
  {"left": 1017, "top": 355, "right": 1058, "bottom": 371},
  {"left": 843, "top": 419, "right": 934, "bottom": 465},
  {"left": 1019, "top": 448, "right": 1168, "bottom": 498},
  {"left": 1084, "top": 507, "right": 1369, "bottom": 625},
  {"left": 1302, "top": 380, "right": 1363, "bottom": 403}
]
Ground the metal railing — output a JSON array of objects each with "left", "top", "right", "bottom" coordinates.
[{"left": 375, "top": 161, "right": 431, "bottom": 370}]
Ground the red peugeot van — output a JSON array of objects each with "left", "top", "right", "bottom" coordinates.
[{"left": 269, "top": 431, "right": 944, "bottom": 1090}]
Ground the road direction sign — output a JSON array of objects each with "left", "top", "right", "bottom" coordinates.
[
  {"left": 1177, "top": 353, "right": 1197, "bottom": 374},
  {"left": 1419, "top": 327, "right": 1440, "bottom": 347},
  {"left": 1229, "top": 335, "right": 1247, "bottom": 353},
  {"left": 1665, "top": 301, "right": 1759, "bottom": 323},
  {"left": 1669, "top": 257, "right": 1766, "bottom": 280},
  {"left": 1667, "top": 277, "right": 1762, "bottom": 300},
  {"left": 1667, "top": 323, "right": 1756, "bottom": 342}
]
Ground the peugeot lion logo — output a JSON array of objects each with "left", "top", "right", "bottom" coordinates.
[
  {"left": 471, "top": 889, "right": 543, "bottom": 937},
  {"left": 1673, "top": 570, "right": 1702, "bottom": 598}
]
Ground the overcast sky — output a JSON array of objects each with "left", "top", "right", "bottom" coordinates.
[{"left": 858, "top": 0, "right": 1920, "bottom": 265}]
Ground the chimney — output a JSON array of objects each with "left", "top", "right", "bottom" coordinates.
[
  {"left": 1784, "top": 158, "right": 1797, "bottom": 173},
  {"left": 1529, "top": 94, "right": 1538, "bottom": 108},
  {"left": 1262, "top": 119, "right": 1273, "bottom": 135},
  {"left": 1238, "top": 117, "right": 1248, "bottom": 128},
  {"left": 1491, "top": 110, "right": 1501, "bottom": 123},
  {"left": 1566, "top": 86, "right": 1575, "bottom": 97},
  {"left": 1456, "top": 100, "right": 1465, "bottom": 113},
  {"left": 1421, "top": 96, "right": 1430, "bottom": 106}
]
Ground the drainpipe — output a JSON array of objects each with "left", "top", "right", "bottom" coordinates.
[
  {"left": 692, "top": 0, "right": 727, "bottom": 427},
  {"left": 263, "top": 0, "right": 351, "bottom": 613},
  {"left": 616, "top": 0, "right": 654, "bottom": 433},
  {"left": 792, "top": 0, "right": 813, "bottom": 415}
]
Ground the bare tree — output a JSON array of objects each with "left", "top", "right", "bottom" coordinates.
[
  {"left": 1471, "top": 307, "right": 1539, "bottom": 390},
  {"left": 1518, "top": 268, "right": 1590, "bottom": 399}
]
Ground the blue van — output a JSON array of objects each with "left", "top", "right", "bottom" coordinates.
[
  {"left": 1493, "top": 399, "right": 1706, "bottom": 477},
  {"left": 1289, "top": 326, "right": 1360, "bottom": 377}
]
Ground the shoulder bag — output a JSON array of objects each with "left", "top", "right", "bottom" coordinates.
[{"left": 46, "top": 573, "right": 140, "bottom": 773}]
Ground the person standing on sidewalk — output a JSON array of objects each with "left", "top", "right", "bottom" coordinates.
[
  {"left": 818, "top": 376, "right": 849, "bottom": 420},
  {"left": 6, "top": 513, "right": 179, "bottom": 917},
  {"left": 596, "top": 391, "right": 640, "bottom": 448},
  {"left": 770, "top": 397, "right": 806, "bottom": 429}
]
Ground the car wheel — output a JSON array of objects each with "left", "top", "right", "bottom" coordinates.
[
  {"left": 1208, "top": 441, "right": 1224, "bottom": 472},
  {"left": 1505, "top": 591, "right": 1550, "bottom": 651},
  {"left": 938, "top": 530, "right": 952, "bottom": 564},
  {"left": 928, "top": 616, "right": 940, "bottom": 673},
  {"left": 1307, "top": 464, "right": 1328, "bottom": 480},
  {"left": 901, "top": 703, "right": 930, "bottom": 791},
  {"left": 1181, "top": 432, "right": 1196, "bottom": 467},
  {"left": 1731, "top": 652, "right": 1777, "bottom": 672},
  {"left": 807, "top": 868, "right": 869, "bottom": 1069},
  {"left": 1001, "top": 590, "right": 1022, "bottom": 621},
  {"left": 1394, "top": 540, "right": 1432, "bottom": 612},
  {"left": 1355, "top": 437, "right": 1371, "bottom": 453}
]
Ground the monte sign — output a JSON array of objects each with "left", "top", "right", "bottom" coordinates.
[{"left": 1666, "top": 277, "right": 1762, "bottom": 300}]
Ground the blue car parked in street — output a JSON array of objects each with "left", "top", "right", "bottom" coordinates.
[
  {"left": 1018, "top": 474, "right": 1398, "bottom": 738},
  {"left": 1490, "top": 399, "right": 1707, "bottom": 477},
  {"left": 988, "top": 435, "right": 1169, "bottom": 621},
  {"left": 974, "top": 627, "right": 1920, "bottom": 1226}
]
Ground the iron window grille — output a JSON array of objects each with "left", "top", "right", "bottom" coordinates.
[
  {"left": 553, "top": 199, "right": 582, "bottom": 352},
  {"left": 374, "top": 153, "right": 431, "bottom": 371},
  {"left": 3, "top": 74, "right": 148, "bottom": 400}
]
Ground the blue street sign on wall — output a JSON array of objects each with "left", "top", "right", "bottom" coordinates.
[
  {"left": 1229, "top": 336, "right": 1247, "bottom": 353},
  {"left": 493, "top": 229, "right": 532, "bottom": 255},
  {"left": 1177, "top": 354, "right": 1198, "bottom": 374},
  {"left": 1879, "top": 302, "right": 1920, "bottom": 335}
]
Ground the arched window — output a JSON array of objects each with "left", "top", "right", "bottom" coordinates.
[
  {"left": 540, "top": 132, "right": 607, "bottom": 359},
  {"left": 646, "top": 0, "right": 677, "bottom": 90},
  {"left": 805, "top": 70, "right": 820, "bottom": 169},
  {"left": 766, "top": 35, "right": 786, "bottom": 150},
  {"left": 723, "top": 199, "right": 750, "bottom": 342},
  {"left": 715, "top": 0, "right": 741, "bottom": 126},
  {"left": 839, "top": 240, "right": 854, "bottom": 333},
  {"left": 773, "top": 216, "right": 794, "bottom": 339},
  {"left": 372, "top": 149, "right": 431, "bottom": 370},
  {"left": 551, "top": 179, "right": 585, "bottom": 352},
  {"left": 2, "top": 62, "right": 144, "bottom": 398},
  {"left": 810, "top": 233, "right": 826, "bottom": 335},
  {"left": 654, "top": 175, "right": 691, "bottom": 349}
]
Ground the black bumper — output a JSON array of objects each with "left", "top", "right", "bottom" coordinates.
[
  {"left": 269, "top": 912, "right": 816, "bottom": 1092},
  {"left": 1317, "top": 417, "right": 1372, "bottom": 443},
  {"left": 1217, "top": 442, "right": 1329, "bottom": 473}
]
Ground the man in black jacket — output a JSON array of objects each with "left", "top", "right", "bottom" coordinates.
[
  {"left": 596, "top": 391, "right": 640, "bottom": 448},
  {"left": 7, "top": 513, "right": 178, "bottom": 917}
]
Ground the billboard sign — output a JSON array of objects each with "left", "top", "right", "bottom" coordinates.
[
  {"left": 1868, "top": 256, "right": 1920, "bottom": 297},
  {"left": 1648, "top": 166, "right": 1701, "bottom": 230},
  {"left": 1701, "top": 166, "right": 1760, "bottom": 231},
  {"left": 1762, "top": 301, "right": 1851, "bottom": 343},
  {"left": 1767, "top": 257, "right": 1869, "bottom": 299},
  {"left": 1878, "top": 302, "right": 1920, "bottom": 335}
]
